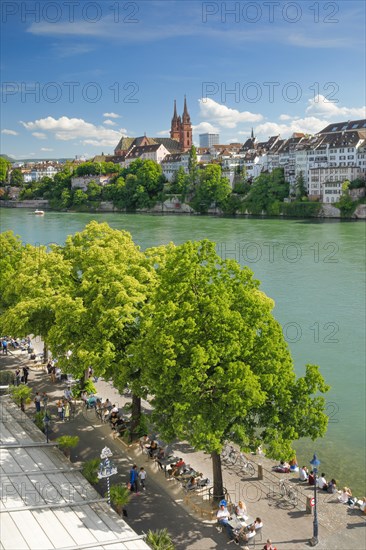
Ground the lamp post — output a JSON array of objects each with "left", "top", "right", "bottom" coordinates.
[
  {"left": 310, "top": 453, "right": 320, "bottom": 546},
  {"left": 97, "top": 446, "right": 117, "bottom": 505}
]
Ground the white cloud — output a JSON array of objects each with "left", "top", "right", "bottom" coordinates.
[
  {"left": 1, "top": 129, "right": 18, "bottom": 136},
  {"left": 40, "top": 147, "right": 53, "bottom": 152},
  {"left": 103, "top": 119, "right": 116, "bottom": 126},
  {"left": 198, "top": 98, "right": 263, "bottom": 128},
  {"left": 254, "top": 117, "right": 328, "bottom": 139},
  {"left": 279, "top": 114, "right": 292, "bottom": 121},
  {"left": 32, "top": 132, "right": 47, "bottom": 139},
  {"left": 306, "top": 95, "right": 366, "bottom": 119},
  {"left": 192, "top": 121, "right": 219, "bottom": 134},
  {"left": 21, "top": 116, "right": 127, "bottom": 148},
  {"left": 103, "top": 112, "right": 121, "bottom": 119}
]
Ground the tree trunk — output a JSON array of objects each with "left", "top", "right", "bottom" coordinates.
[
  {"left": 211, "top": 451, "right": 225, "bottom": 504},
  {"left": 130, "top": 394, "right": 141, "bottom": 441},
  {"left": 20, "top": 397, "right": 25, "bottom": 413},
  {"left": 43, "top": 342, "right": 48, "bottom": 363}
]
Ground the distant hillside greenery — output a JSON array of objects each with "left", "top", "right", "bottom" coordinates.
[{"left": 0, "top": 154, "right": 14, "bottom": 162}]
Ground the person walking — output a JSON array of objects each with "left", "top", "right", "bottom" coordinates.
[
  {"left": 34, "top": 392, "right": 41, "bottom": 413},
  {"left": 138, "top": 467, "right": 147, "bottom": 490},
  {"left": 15, "top": 369, "right": 21, "bottom": 386},
  {"left": 22, "top": 366, "right": 29, "bottom": 384},
  {"left": 129, "top": 465, "right": 139, "bottom": 494},
  {"left": 2, "top": 338, "right": 8, "bottom": 355},
  {"left": 57, "top": 400, "right": 64, "bottom": 421},
  {"left": 64, "top": 401, "right": 70, "bottom": 422}
]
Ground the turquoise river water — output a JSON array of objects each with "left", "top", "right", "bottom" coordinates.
[{"left": 1, "top": 209, "right": 365, "bottom": 494}]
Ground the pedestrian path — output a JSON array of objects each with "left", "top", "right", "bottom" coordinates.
[{"left": 1, "top": 351, "right": 365, "bottom": 549}]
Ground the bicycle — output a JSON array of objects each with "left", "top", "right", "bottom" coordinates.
[
  {"left": 238, "top": 453, "right": 256, "bottom": 477},
  {"left": 279, "top": 479, "right": 298, "bottom": 506},
  {"left": 221, "top": 444, "right": 236, "bottom": 465}
]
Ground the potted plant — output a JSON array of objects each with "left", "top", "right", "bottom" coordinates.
[
  {"left": 9, "top": 384, "right": 32, "bottom": 412},
  {"left": 108, "top": 485, "right": 131, "bottom": 516},
  {"left": 145, "top": 528, "right": 175, "bottom": 550},
  {"left": 82, "top": 458, "right": 100, "bottom": 485},
  {"left": 56, "top": 435, "right": 79, "bottom": 459}
]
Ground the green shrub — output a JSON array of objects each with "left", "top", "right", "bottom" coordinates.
[
  {"left": 82, "top": 458, "right": 100, "bottom": 485},
  {"left": 145, "top": 528, "right": 175, "bottom": 550},
  {"left": 0, "top": 371, "right": 15, "bottom": 385},
  {"left": 9, "top": 385, "right": 32, "bottom": 407},
  {"left": 108, "top": 485, "right": 131, "bottom": 508},
  {"left": 56, "top": 435, "right": 79, "bottom": 450}
]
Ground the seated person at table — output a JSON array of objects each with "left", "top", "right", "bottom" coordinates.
[
  {"left": 155, "top": 447, "right": 165, "bottom": 470},
  {"left": 148, "top": 440, "right": 158, "bottom": 458},
  {"left": 316, "top": 473, "right": 328, "bottom": 490},
  {"left": 299, "top": 466, "right": 309, "bottom": 481},
  {"left": 186, "top": 476, "right": 198, "bottom": 491},
  {"left": 139, "top": 434, "right": 150, "bottom": 452},
  {"left": 86, "top": 394, "right": 97, "bottom": 409},
  {"left": 235, "top": 525, "right": 256, "bottom": 544},
  {"left": 169, "top": 458, "right": 185, "bottom": 477},
  {"left": 235, "top": 500, "right": 248, "bottom": 521},
  {"left": 217, "top": 501, "right": 235, "bottom": 539},
  {"left": 308, "top": 470, "right": 315, "bottom": 485},
  {"left": 251, "top": 517, "right": 263, "bottom": 530},
  {"left": 109, "top": 410, "right": 119, "bottom": 430},
  {"left": 327, "top": 478, "right": 337, "bottom": 494},
  {"left": 273, "top": 460, "right": 290, "bottom": 473}
]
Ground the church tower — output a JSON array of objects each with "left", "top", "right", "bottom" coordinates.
[
  {"left": 170, "top": 99, "right": 180, "bottom": 141},
  {"left": 180, "top": 95, "right": 192, "bottom": 151}
]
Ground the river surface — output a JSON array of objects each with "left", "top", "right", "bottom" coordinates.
[{"left": 1, "top": 209, "right": 365, "bottom": 493}]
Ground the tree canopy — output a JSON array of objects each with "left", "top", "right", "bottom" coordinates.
[{"left": 128, "top": 239, "right": 329, "bottom": 496}]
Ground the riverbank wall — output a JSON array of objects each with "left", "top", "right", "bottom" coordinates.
[{"left": 1, "top": 199, "right": 366, "bottom": 219}]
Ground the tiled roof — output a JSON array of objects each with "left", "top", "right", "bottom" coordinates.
[{"left": 318, "top": 119, "right": 366, "bottom": 134}]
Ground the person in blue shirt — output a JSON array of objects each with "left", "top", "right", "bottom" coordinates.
[{"left": 129, "top": 464, "right": 139, "bottom": 493}]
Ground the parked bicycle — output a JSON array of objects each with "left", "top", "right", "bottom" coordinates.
[
  {"left": 221, "top": 444, "right": 236, "bottom": 465},
  {"left": 279, "top": 479, "right": 298, "bottom": 506}
]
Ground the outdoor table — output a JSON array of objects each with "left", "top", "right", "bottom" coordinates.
[
  {"left": 160, "top": 456, "right": 179, "bottom": 477},
  {"left": 227, "top": 515, "right": 254, "bottom": 531}
]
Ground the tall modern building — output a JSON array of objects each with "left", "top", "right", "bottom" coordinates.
[{"left": 199, "top": 133, "right": 220, "bottom": 147}]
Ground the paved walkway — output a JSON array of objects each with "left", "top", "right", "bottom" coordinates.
[{"left": 1, "top": 349, "right": 365, "bottom": 550}]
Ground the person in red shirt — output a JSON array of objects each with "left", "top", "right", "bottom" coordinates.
[
  {"left": 169, "top": 458, "right": 185, "bottom": 477},
  {"left": 263, "top": 539, "right": 277, "bottom": 550}
]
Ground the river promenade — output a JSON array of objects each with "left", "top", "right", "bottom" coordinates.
[{"left": 1, "top": 349, "right": 365, "bottom": 550}]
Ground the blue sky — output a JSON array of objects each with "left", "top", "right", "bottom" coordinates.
[{"left": 1, "top": 0, "right": 365, "bottom": 159}]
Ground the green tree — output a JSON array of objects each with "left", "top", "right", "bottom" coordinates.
[
  {"left": 245, "top": 168, "right": 289, "bottom": 214},
  {"left": 0, "top": 157, "right": 11, "bottom": 184},
  {"left": 86, "top": 181, "right": 102, "bottom": 201},
  {"left": 0, "top": 240, "right": 73, "bottom": 361},
  {"left": 191, "top": 164, "right": 231, "bottom": 213},
  {"left": 132, "top": 240, "right": 329, "bottom": 500},
  {"left": 72, "top": 189, "right": 88, "bottom": 206},
  {"left": 295, "top": 171, "right": 307, "bottom": 199},
  {"left": 170, "top": 167, "right": 189, "bottom": 199},
  {"left": 188, "top": 145, "right": 199, "bottom": 190},
  {"left": 10, "top": 168, "right": 24, "bottom": 187},
  {"left": 47, "top": 222, "right": 155, "bottom": 391},
  {"left": 336, "top": 180, "right": 356, "bottom": 217}
]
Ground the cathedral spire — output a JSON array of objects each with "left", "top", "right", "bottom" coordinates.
[
  {"left": 182, "top": 95, "right": 191, "bottom": 124},
  {"left": 173, "top": 99, "right": 178, "bottom": 119},
  {"left": 251, "top": 127, "right": 254, "bottom": 139}
]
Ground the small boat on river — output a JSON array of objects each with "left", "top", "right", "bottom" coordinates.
[{"left": 33, "top": 209, "right": 45, "bottom": 215}]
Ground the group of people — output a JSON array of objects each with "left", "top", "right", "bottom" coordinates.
[
  {"left": 299, "top": 466, "right": 365, "bottom": 510},
  {"left": 128, "top": 464, "right": 147, "bottom": 494},
  {"left": 216, "top": 499, "right": 272, "bottom": 547},
  {"left": 15, "top": 366, "right": 29, "bottom": 385}
]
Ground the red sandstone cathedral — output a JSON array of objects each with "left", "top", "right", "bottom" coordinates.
[{"left": 114, "top": 97, "right": 192, "bottom": 156}]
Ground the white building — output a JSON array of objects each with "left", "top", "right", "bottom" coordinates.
[
  {"left": 123, "top": 143, "right": 169, "bottom": 168},
  {"left": 161, "top": 152, "right": 190, "bottom": 182}
]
